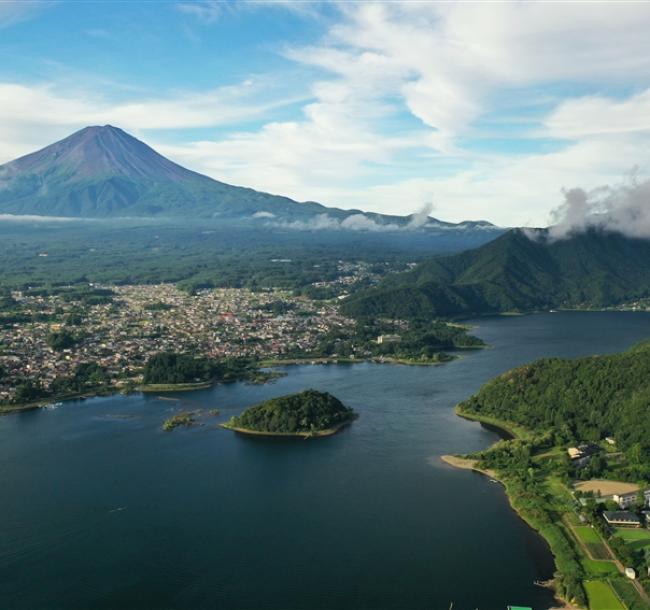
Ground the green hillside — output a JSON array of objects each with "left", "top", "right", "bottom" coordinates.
[
  {"left": 459, "top": 340, "right": 650, "bottom": 479},
  {"left": 342, "top": 228, "right": 650, "bottom": 319},
  {"left": 0, "top": 123, "right": 504, "bottom": 255}
]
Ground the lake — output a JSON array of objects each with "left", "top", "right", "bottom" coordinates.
[{"left": 3, "top": 311, "right": 650, "bottom": 610}]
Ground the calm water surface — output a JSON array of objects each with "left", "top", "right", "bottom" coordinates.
[{"left": 3, "top": 311, "right": 650, "bottom": 610}]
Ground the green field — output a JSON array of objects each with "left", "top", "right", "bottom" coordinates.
[
  {"left": 614, "top": 527, "right": 650, "bottom": 552},
  {"left": 610, "top": 578, "right": 649, "bottom": 610},
  {"left": 584, "top": 580, "right": 625, "bottom": 610},
  {"left": 574, "top": 525, "right": 612, "bottom": 559},
  {"left": 582, "top": 559, "right": 619, "bottom": 577},
  {"left": 575, "top": 526, "right": 603, "bottom": 543}
]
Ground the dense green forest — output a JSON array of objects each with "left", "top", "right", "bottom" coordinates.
[
  {"left": 142, "top": 352, "right": 268, "bottom": 386},
  {"left": 226, "top": 389, "right": 356, "bottom": 434},
  {"left": 312, "top": 318, "right": 484, "bottom": 362},
  {"left": 50, "top": 362, "right": 109, "bottom": 395},
  {"left": 458, "top": 340, "right": 650, "bottom": 605},
  {"left": 460, "top": 340, "right": 650, "bottom": 479},
  {"left": 142, "top": 353, "right": 215, "bottom": 384},
  {"left": 343, "top": 228, "right": 650, "bottom": 319},
  {"left": 0, "top": 218, "right": 501, "bottom": 293}
]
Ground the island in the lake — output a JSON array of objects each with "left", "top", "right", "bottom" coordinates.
[{"left": 222, "top": 389, "right": 357, "bottom": 438}]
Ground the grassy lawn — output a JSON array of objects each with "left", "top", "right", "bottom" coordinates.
[
  {"left": 582, "top": 559, "right": 619, "bottom": 577},
  {"left": 546, "top": 475, "right": 575, "bottom": 508},
  {"left": 584, "top": 580, "right": 625, "bottom": 610},
  {"left": 574, "top": 526, "right": 611, "bottom": 559},
  {"left": 614, "top": 527, "right": 650, "bottom": 552},
  {"left": 610, "top": 578, "right": 649, "bottom": 610},
  {"left": 575, "top": 526, "right": 604, "bottom": 543}
]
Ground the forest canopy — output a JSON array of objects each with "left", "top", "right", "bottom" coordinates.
[
  {"left": 459, "top": 339, "right": 650, "bottom": 479},
  {"left": 226, "top": 389, "right": 356, "bottom": 434}
]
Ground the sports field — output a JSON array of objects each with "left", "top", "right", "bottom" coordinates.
[
  {"left": 575, "top": 480, "right": 640, "bottom": 496},
  {"left": 584, "top": 580, "right": 625, "bottom": 610},
  {"left": 575, "top": 526, "right": 603, "bottom": 543},
  {"left": 614, "top": 527, "right": 650, "bottom": 551},
  {"left": 581, "top": 559, "right": 619, "bottom": 577}
]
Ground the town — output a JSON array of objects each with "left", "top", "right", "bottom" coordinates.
[{"left": 0, "top": 283, "right": 356, "bottom": 405}]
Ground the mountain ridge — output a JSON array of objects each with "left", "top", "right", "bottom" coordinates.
[
  {"left": 341, "top": 228, "right": 650, "bottom": 318},
  {"left": 0, "top": 125, "right": 501, "bottom": 233}
]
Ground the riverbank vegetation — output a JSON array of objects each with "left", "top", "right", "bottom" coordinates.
[
  {"left": 453, "top": 341, "right": 650, "bottom": 608},
  {"left": 142, "top": 353, "right": 215, "bottom": 385},
  {"left": 2, "top": 352, "right": 282, "bottom": 412},
  {"left": 141, "top": 353, "right": 280, "bottom": 389},
  {"left": 304, "top": 317, "right": 483, "bottom": 364},
  {"left": 6, "top": 361, "right": 114, "bottom": 409},
  {"left": 223, "top": 389, "right": 356, "bottom": 437},
  {"left": 460, "top": 340, "right": 650, "bottom": 480}
]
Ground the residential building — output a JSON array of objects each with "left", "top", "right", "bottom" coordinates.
[{"left": 603, "top": 511, "right": 642, "bottom": 527}]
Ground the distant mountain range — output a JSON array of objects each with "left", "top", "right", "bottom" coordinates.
[
  {"left": 342, "top": 228, "right": 650, "bottom": 318},
  {"left": 0, "top": 125, "right": 499, "bottom": 236}
]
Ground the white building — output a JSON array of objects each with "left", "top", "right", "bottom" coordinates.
[
  {"left": 613, "top": 489, "right": 650, "bottom": 509},
  {"left": 376, "top": 334, "right": 401, "bottom": 345}
]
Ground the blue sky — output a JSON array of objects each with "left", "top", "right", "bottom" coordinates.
[{"left": 2, "top": 1, "right": 650, "bottom": 226}]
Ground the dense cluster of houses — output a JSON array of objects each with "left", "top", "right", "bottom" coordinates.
[{"left": 0, "top": 284, "right": 355, "bottom": 403}]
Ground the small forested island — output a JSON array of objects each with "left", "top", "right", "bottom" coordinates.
[
  {"left": 222, "top": 389, "right": 357, "bottom": 438},
  {"left": 446, "top": 340, "right": 650, "bottom": 609},
  {"left": 162, "top": 411, "right": 197, "bottom": 431}
]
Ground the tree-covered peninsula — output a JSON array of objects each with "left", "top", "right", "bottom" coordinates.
[
  {"left": 460, "top": 340, "right": 650, "bottom": 479},
  {"left": 449, "top": 340, "right": 650, "bottom": 608},
  {"left": 140, "top": 352, "right": 280, "bottom": 390},
  {"left": 223, "top": 389, "right": 357, "bottom": 437}
]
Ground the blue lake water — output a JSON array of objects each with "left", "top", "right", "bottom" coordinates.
[{"left": 2, "top": 311, "right": 650, "bottom": 610}]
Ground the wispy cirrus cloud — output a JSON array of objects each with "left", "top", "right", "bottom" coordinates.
[
  {"left": 176, "top": 1, "right": 223, "bottom": 24},
  {"left": 0, "top": 0, "right": 51, "bottom": 29}
]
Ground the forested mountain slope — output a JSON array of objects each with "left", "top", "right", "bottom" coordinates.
[
  {"left": 459, "top": 340, "right": 650, "bottom": 479},
  {"left": 342, "top": 229, "right": 650, "bottom": 319}
]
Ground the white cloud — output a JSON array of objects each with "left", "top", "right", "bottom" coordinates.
[
  {"left": 544, "top": 90, "right": 650, "bottom": 139},
  {"left": 162, "top": 1, "right": 650, "bottom": 224},
  {"left": 547, "top": 175, "right": 650, "bottom": 240},
  {"left": 0, "top": 79, "right": 307, "bottom": 163},
  {"left": 272, "top": 213, "right": 401, "bottom": 232}
]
